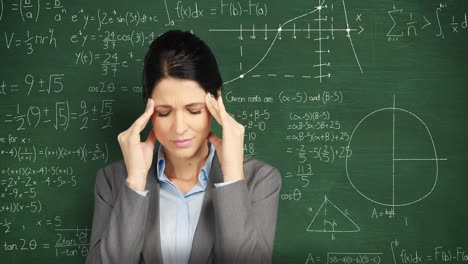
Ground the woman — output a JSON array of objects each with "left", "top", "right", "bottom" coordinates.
[{"left": 86, "top": 30, "right": 282, "bottom": 264}]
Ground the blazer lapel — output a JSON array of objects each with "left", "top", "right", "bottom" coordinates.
[
  {"left": 188, "top": 154, "right": 224, "bottom": 264},
  {"left": 141, "top": 159, "right": 163, "bottom": 263}
]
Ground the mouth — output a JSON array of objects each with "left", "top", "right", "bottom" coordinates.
[{"left": 171, "top": 138, "right": 194, "bottom": 148}]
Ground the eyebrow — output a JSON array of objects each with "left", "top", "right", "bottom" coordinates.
[{"left": 155, "top": 102, "right": 205, "bottom": 109}]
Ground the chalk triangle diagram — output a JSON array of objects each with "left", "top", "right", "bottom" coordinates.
[{"left": 306, "top": 196, "right": 360, "bottom": 233}]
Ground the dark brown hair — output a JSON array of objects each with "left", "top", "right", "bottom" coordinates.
[{"left": 142, "top": 30, "right": 223, "bottom": 103}]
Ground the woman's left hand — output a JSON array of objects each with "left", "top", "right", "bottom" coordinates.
[{"left": 205, "top": 92, "right": 245, "bottom": 182}]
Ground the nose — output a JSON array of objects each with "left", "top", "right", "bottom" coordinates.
[{"left": 174, "top": 111, "right": 188, "bottom": 135}]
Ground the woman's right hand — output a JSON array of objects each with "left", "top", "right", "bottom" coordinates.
[{"left": 117, "top": 98, "right": 157, "bottom": 192}]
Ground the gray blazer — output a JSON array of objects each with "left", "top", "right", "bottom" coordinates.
[{"left": 85, "top": 153, "right": 282, "bottom": 264}]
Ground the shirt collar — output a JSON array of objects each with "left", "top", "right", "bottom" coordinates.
[{"left": 156, "top": 142, "right": 216, "bottom": 189}]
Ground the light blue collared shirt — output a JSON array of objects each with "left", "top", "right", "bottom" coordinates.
[{"left": 133, "top": 143, "right": 238, "bottom": 264}]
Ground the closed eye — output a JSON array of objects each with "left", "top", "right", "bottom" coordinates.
[
  {"left": 157, "top": 112, "right": 170, "bottom": 117},
  {"left": 189, "top": 110, "right": 202, "bottom": 115}
]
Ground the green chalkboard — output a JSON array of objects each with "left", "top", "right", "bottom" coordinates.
[{"left": 1, "top": 0, "right": 467, "bottom": 263}]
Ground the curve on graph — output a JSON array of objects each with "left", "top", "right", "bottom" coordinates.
[
  {"left": 223, "top": 0, "right": 326, "bottom": 85},
  {"left": 223, "top": 0, "right": 364, "bottom": 85}
]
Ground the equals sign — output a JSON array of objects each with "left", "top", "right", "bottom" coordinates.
[
  {"left": 210, "top": 8, "right": 217, "bottom": 15},
  {"left": 46, "top": 220, "right": 52, "bottom": 225},
  {"left": 10, "top": 84, "right": 19, "bottom": 92},
  {"left": 42, "top": 244, "right": 50, "bottom": 249},
  {"left": 121, "top": 86, "right": 128, "bottom": 91}
]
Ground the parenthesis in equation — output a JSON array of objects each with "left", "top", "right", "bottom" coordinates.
[
  {"left": 339, "top": 91, "right": 343, "bottom": 103},
  {"left": 69, "top": 166, "right": 73, "bottom": 175},
  {"left": 57, "top": 146, "right": 63, "bottom": 159},
  {"left": 303, "top": 92, "right": 307, "bottom": 103},
  {"left": 130, "top": 30, "right": 135, "bottom": 47},
  {"left": 105, "top": 143, "right": 109, "bottom": 163},
  {"left": 229, "top": 3, "right": 234, "bottom": 16},
  {"left": 264, "top": 3, "right": 267, "bottom": 16},
  {"left": 278, "top": 91, "right": 284, "bottom": 103},
  {"left": 289, "top": 112, "right": 292, "bottom": 121},
  {"left": 89, "top": 51, "right": 93, "bottom": 65},
  {"left": 330, "top": 145, "right": 335, "bottom": 162},
  {"left": 81, "top": 144, "right": 87, "bottom": 162},
  {"left": 136, "top": 11, "right": 140, "bottom": 26},
  {"left": 81, "top": 51, "right": 86, "bottom": 64},
  {"left": 33, "top": 145, "right": 36, "bottom": 162},
  {"left": 141, "top": 31, "right": 145, "bottom": 47},
  {"left": 322, "top": 91, "right": 326, "bottom": 105},
  {"left": 64, "top": 100, "right": 70, "bottom": 131},
  {"left": 375, "top": 255, "right": 381, "bottom": 264},
  {"left": 44, "top": 146, "right": 48, "bottom": 159},
  {"left": 19, "top": 0, "right": 24, "bottom": 21},
  {"left": 34, "top": 0, "right": 40, "bottom": 22},
  {"left": 238, "top": 2, "right": 243, "bottom": 16},
  {"left": 38, "top": 200, "right": 42, "bottom": 213},
  {"left": 44, "top": 166, "right": 48, "bottom": 175}
]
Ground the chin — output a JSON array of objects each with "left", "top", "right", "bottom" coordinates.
[{"left": 164, "top": 143, "right": 202, "bottom": 159}]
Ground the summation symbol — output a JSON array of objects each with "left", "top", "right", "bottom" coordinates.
[
  {"left": 306, "top": 195, "right": 360, "bottom": 240},
  {"left": 209, "top": 0, "right": 364, "bottom": 85}
]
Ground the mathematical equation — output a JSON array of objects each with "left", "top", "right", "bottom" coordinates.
[
  {"left": 0, "top": 0, "right": 267, "bottom": 26},
  {"left": 2, "top": 101, "right": 114, "bottom": 131},
  {"left": 0, "top": 142, "right": 109, "bottom": 163},
  {"left": 387, "top": 3, "right": 468, "bottom": 41},
  {"left": 0, "top": 73, "right": 64, "bottom": 96},
  {"left": 1, "top": 216, "right": 91, "bottom": 258}
]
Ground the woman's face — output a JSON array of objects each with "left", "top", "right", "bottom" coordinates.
[{"left": 150, "top": 77, "right": 212, "bottom": 160}]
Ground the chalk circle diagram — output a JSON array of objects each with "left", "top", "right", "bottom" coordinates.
[
  {"left": 345, "top": 98, "right": 442, "bottom": 207},
  {"left": 306, "top": 196, "right": 360, "bottom": 239}
]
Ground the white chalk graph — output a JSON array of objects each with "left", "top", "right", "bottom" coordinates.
[{"left": 209, "top": 0, "right": 364, "bottom": 84}]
